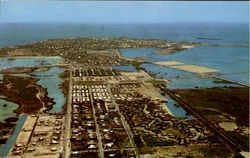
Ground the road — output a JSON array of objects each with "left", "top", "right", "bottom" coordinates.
[
  {"left": 212, "top": 76, "right": 249, "bottom": 87},
  {"left": 107, "top": 84, "right": 141, "bottom": 158},
  {"left": 63, "top": 63, "right": 73, "bottom": 158},
  {"left": 88, "top": 87, "right": 105, "bottom": 158},
  {"left": 163, "top": 87, "right": 246, "bottom": 153}
]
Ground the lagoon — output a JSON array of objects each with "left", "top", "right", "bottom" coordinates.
[
  {"left": 165, "top": 94, "right": 193, "bottom": 120},
  {"left": 145, "top": 46, "right": 249, "bottom": 85},
  {"left": 32, "top": 66, "right": 66, "bottom": 113},
  {"left": 0, "top": 57, "right": 66, "bottom": 114},
  {"left": 0, "top": 58, "right": 60, "bottom": 70},
  {"left": 0, "top": 99, "right": 19, "bottom": 123}
]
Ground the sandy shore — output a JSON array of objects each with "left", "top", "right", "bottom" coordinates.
[
  {"left": 153, "top": 61, "right": 184, "bottom": 66},
  {"left": 170, "top": 65, "right": 220, "bottom": 74},
  {"left": 181, "top": 45, "right": 195, "bottom": 49}
]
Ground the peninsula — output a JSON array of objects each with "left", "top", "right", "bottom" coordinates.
[{"left": 0, "top": 37, "right": 248, "bottom": 158}]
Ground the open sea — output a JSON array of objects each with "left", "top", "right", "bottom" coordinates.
[
  {"left": 0, "top": 22, "right": 249, "bottom": 48},
  {"left": 0, "top": 22, "right": 248, "bottom": 85}
]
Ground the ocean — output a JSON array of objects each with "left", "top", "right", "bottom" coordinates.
[
  {"left": 0, "top": 22, "right": 249, "bottom": 48},
  {"left": 0, "top": 22, "right": 249, "bottom": 85}
]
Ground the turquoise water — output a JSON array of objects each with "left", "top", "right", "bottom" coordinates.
[
  {"left": 0, "top": 114, "right": 27, "bottom": 158},
  {"left": 112, "top": 65, "right": 137, "bottom": 72},
  {"left": 167, "top": 78, "right": 240, "bottom": 89},
  {"left": 0, "top": 58, "right": 65, "bottom": 156},
  {"left": 145, "top": 46, "right": 249, "bottom": 85},
  {"left": 32, "top": 66, "right": 66, "bottom": 113},
  {"left": 219, "top": 73, "right": 249, "bottom": 85},
  {"left": 0, "top": 58, "right": 60, "bottom": 70},
  {"left": 140, "top": 63, "right": 196, "bottom": 80},
  {"left": 0, "top": 99, "right": 19, "bottom": 123},
  {"left": 165, "top": 94, "right": 193, "bottom": 120},
  {"left": 0, "top": 57, "right": 65, "bottom": 113},
  {"left": 119, "top": 48, "right": 161, "bottom": 58},
  {"left": 140, "top": 63, "right": 241, "bottom": 89}
]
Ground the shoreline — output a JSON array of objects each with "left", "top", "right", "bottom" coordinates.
[
  {"left": 0, "top": 36, "right": 248, "bottom": 157},
  {"left": 7, "top": 56, "right": 61, "bottom": 58}
]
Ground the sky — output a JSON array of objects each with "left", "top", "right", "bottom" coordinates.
[{"left": 0, "top": 1, "right": 249, "bottom": 24}]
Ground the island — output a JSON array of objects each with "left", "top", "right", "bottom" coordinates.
[{"left": 0, "top": 37, "right": 248, "bottom": 158}]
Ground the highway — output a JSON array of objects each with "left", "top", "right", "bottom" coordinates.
[{"left": 63, "top": 63, "right": 73, "bottom": 158}]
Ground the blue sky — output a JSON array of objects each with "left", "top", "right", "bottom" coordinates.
[{"left": 0, "top": 1, "right": 249, "bottom": 23}]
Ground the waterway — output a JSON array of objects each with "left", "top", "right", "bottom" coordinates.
[
  {"left": 0, "top": 57, "right": 66, "bottom": 114},
  {"left": 0, "top": 114, "right": 27, "bottom": 158},
  {"left": 0, "top": 57, "right": 66, "bottom": 155},
  {"left": 32, "top": 66, "right": 66, "bottom": 113},
  {"left": 0, "top": 57, "right": 59, "bottom": 70},
  {"left": 165, "top": 94, "right": 193, "bottom": 120}
]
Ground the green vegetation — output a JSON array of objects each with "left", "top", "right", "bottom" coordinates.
[
  {"left": 142, "top": 135, "right": 174, "bottom": 147},
  {"left": 0, "top": 75, "right": 52, "bottom": 114},
  {"left": 197, "top": 37, "right": 222, "bottom": 40},
  {"left": 133, "top": 135, "right": 145, "bottom": 148},
  {"left": 199, "top": 145, "right": 242, "bottom": 158},
  {"left": 131, "top": 62, "right": 143, "bottom": 71},
  {"left": 213, "top": 79, "right": 235, "bottom": 84},
  {"left": 0, "top": 48, "right": 10, "bottom": 56},
  {"left": 59, "top": 69, "right": 70, "bottom": 78},
  {"left": 170, "top": 87, "right": 249, "bottom": 151},
  {"left": 171, "top": 87, "right": 249, "bottom": 126},
  {"left": 165, "top": 127, "right": 185, "bottom": 137},
  {"left": 225, "top": 131, "right": 249, "bottom": 151},
  {"left": 59, "top": 70, "right": 69, "bottom": 111},
  {"left": 2, "top": 75, "right": 38, "bottom": 101}
]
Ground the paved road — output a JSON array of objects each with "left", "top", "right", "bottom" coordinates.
[
  {"left": 63, "top": 63, "right": 73, "bottom": 158},
  {"left": 107, "top": 84, "right": 141, "bottom": 158},
  {"left": 88, "top": 87, "right": 105, "bottom": 158}
]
